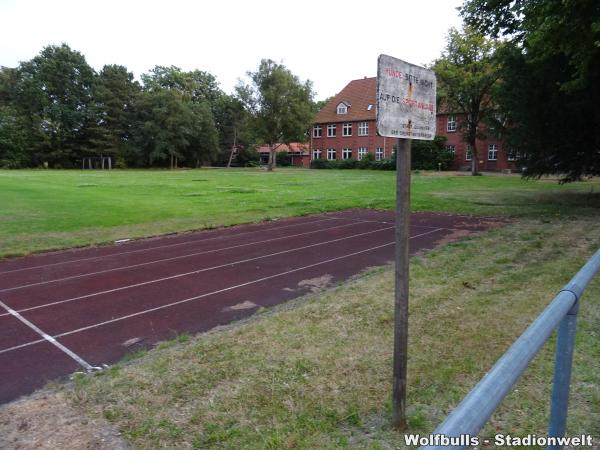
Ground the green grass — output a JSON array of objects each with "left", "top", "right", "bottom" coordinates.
[
  {"left": 2, "top": 167, "right": 598, "bottom": 448},
  {"left": 1, "top": 168, "right": 599, "bottom": 258},
  {"left": 71, "top": 217, "right": 599, "bottom": 449}
]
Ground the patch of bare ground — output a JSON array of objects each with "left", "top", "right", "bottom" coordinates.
[{"left": 0, "top": 389, "right": 129, "bottom": 450}]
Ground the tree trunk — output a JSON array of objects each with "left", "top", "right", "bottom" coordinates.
[
  {"left": 227, "top": 129, "right": 237, "bottom": 168},
  {"left": 267, "top": 147, "right": 276, "bottom": 171},
  {"left": 470, "top": 141, "right": 479, "bottom": 176}
]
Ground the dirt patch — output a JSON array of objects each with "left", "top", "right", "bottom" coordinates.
[
  {"left": 453, "top": 218, "right": 509, "bottom": 231},
  {"left": 223, "top": 300, "right": 257, "bottom": 311},
  {"left": 0, "top": 389, "right": 129, "bottom": 450},
  {"left": 297, "top": 274, "right": 333, "bottom": 292},
  {"left": 432, "top": 229, "right": 473, "bottom": 247}
]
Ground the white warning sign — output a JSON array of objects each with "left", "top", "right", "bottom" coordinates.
[{"left": 377, "top": 54, "right": 437, "bottom": 140}]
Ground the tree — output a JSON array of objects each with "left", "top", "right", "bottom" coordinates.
[
  {"left": 133, "top": 88, "right": 218, "bottom": 168},
  {"left": 236, "top": 59, "right": 314, "bottom": 171},
  {"left": 433, "top": 27, "right": 502, "bottom": 175},
  {"left": 0, "top": 105, "right": 29, "bottom": 167},
  {"left": 86, "top": 65, "right": 141, "bottom": 167},
  {"left": 14, "top": 44, "right": 95, "bottom": 167},
  {"left": 460, "top": 0, "right": 600, "bottom": 182},
  {"left": 212, "top": 94, "right": 253, "bottom": 167},
  {"left": 140, "top": 66, "right": 223, "bottom": 166}
]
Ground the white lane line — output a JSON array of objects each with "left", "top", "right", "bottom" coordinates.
[
  {"left": 325, "top": 215, "right": 394, "bottom": 225},
  {"left": 0, "top": 216, "right": 341, "bottom": 276},
  {"left": 0, "top": 299, "right": 100, "bottom": 372},
  {"left": 0, "top": 220, "right": 370, "bottom": 293},
  {"left": 0, "top": 225, "right": 399, "bottom": 316},
  {"left": 0, "top": 228, "right": 446, "bottom": 355},
  {"left": 327, "top": 215, "right": 459, "bottom": 231}
]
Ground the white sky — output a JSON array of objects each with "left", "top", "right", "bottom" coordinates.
[{"left": 0, "top": 0, "right": 463, "bottom": 100}]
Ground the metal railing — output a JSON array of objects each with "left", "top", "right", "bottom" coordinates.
[{"left": 420, "top": 248, "right": 600, "bottom": 450}]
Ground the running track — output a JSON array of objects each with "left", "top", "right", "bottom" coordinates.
[{"left": 0, "top": 209, "right": 498, "bottom": 404}]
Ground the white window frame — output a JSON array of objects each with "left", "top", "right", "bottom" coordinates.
[
  {"left": 313, "top": 125, "right": 322, "bottom": 138},
  {"left": 446, "top": 145, "right": 456, "bottom": 155},
  {"left": 312, "top": 149, "right": 321, "bottom": 160},
  {"left": 342, "top": 123, "right": 352, "bottom": 136},
  {"left": 358, "top": 121, "right": 369, "bottom": 136},
  {"left": 327, "top": 124, "right": 336, "bottom": 137},
  {"left": 336, "top": 103, "right": 348, "bottom": 115},
  {"left": 342, "top": 148, "right": 352, "bottom": 159},
  {"left": 358, "top": 147, "right": 368, "bottom": 160},
  {"left": 507, "top": 149, "right": 519, "bottom": 161},
  {"left": 465, "top": 145, "right": 473, "bottom": 161},
  {"left": 375, "top": 147, "right": 384, "bottom": 161},
  {"left": 327, "top": 148, "right": 336, "bottom": 160},
  {"left": 447, "top": 115, "right": 457, "bottom": 132},
  {"left": 488, "top": 144, "right": 498, "bottom": 161}
]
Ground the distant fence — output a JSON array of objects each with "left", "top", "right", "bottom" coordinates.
[{"left": 420, "top": 248, "right": 600, "bottom": 450}]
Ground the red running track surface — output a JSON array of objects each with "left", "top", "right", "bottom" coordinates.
[{"left": 0, "top": 209, "right": 499, "bottom": 404}]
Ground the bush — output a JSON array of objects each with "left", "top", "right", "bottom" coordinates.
[
  {"left": 358, "top": 152, "right": 375, "bottom": 169},
  {"left": 411, "top": 135, "right": 453, "bottom": 170},
  {"left": 310, "top": 156, "right": 396, "bottom": 170},
  {"left": 277, "top": 151, "right": 292, "bottom": 167}
]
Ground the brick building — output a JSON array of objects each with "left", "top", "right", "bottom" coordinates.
[
  {"left": 311, "top": 77, "right": 519, "bottom": 172},
  {"left": 256, "top": 143, "right": 310, "bottom": 167}
]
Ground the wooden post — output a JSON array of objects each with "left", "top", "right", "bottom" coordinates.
[{"left": 392, "top": 137, "right": 412, "bottom": 430}]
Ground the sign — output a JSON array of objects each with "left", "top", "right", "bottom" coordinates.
[{"left": 376, "top": 54, "right": 436, "bottom": 140}]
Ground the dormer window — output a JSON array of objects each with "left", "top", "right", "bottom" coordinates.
[{"left": 336, "top": 102, "right": 348, "bottom": 115}]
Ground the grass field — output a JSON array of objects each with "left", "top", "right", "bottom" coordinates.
[
  {"left": 1, "top": 168, "right": 599, "bottom": 449},
  {"left": 1, "top": 168, "right": 599, "bottom": 258}
]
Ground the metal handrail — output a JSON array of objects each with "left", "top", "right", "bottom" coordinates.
[{"left": 420, "top": 248, "right": 600, "bottom": 450}]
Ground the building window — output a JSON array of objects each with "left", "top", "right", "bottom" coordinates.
[
  {"left": 358, "top": 147, "right": 368, "bottom": 160},
  {"left": 342, "top": 148, "right": 352, "bottom": 159},
  {"left": 507, "top": 149, "right": 519, "bottom": 161},
  {"left": 312, "top": 149, "right": 321, "bottom": 160},
  {"left": 358, "top": 121, "right": 369, "bottom": 136},
  {"left": 327, "top": 124, "right": 336, "bottom": 137},
  {"left": 327, "top": 148, "right": 336, "bottom": 160},
  {"left": 367, "top": 104, "right": 373, "bottom": 111},
  {"left": 446, "top": 145, "right": 456, "bottom": 155},
  {"left": 465, "top": 145, "right": 473, "bottom": 161},
  {"left": 342, "top": 123, "right": 352, "bottom": 136},
  {"left": 376, "top": 147, "right": 384, "bottom": 161},
  {"left": 488, "top": 144, "right": 498, "bottom": 161},
  {"left": 447, "top": 115, "right": 457, "bottom": 132},
  {"left": 336, "top": 103, "right": 347, "bottom": 115},
  {"left": 313, "top": 125, "right": 322, "bottom": 138}
]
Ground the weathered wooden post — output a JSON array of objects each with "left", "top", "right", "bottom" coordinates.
[{"left": 376, "top": 54, "right": 437, "bottom": 430}]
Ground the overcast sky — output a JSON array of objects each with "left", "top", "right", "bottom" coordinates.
[{"left": 0, "top": 0, "right": 464, "bottom": 100}]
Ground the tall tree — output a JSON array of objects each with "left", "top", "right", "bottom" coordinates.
[
  {"left": 433, "top": 27, "right": 502, "bottom": 175},
  {"left": 14, "top": 44, "right": 95, "bottom": 166},
  {"left": 461, "top": 0, "right": 600, "bottom": 181},
  {"left": 236, "top": 59, "right": 314, "bottom": 171},
  {"left": 0, "top": 105, "right": 29, "bottom": 167},
  {"left": 133, "top": 88, "right": 218, "bottom": 168},
  {"left": 87, "top": 65, "right": 141, "bottom": 166}
]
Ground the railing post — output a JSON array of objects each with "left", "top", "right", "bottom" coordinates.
[{"left": 547, "top": 294, "right": 580, "bottom": 450}]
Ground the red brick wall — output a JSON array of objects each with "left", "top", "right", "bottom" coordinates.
[
  {"left": 310, "top": 115, "right": 519, "bottom": 172},
  {"left": 436, "top": 114, "right": 518, "bottom": 172},
  {"left": 310, "top": 120, "right": 391, "bottom": 160}
]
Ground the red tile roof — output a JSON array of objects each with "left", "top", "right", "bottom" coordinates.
[
  {"left": 256, "top": 142, "right": 309, "bottom": 153},
  {"left": 314, "top": 77, "right": 377, "bottom": 124}
]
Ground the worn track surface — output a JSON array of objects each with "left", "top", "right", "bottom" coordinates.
[{"left": 0, "top": 209, "right": 500, "bottom": 404}]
